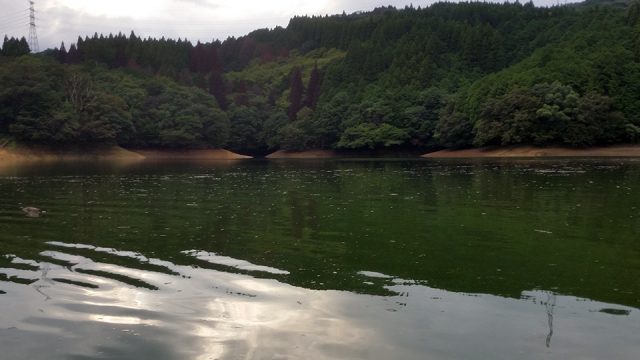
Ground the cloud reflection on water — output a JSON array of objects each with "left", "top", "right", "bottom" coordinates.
[{"left": 0, "top": 242, "right": 638, "bottom": 359}]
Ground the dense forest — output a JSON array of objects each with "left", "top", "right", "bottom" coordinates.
[{"left": 1, "top": 0, "right": 640, "bottom": 155}]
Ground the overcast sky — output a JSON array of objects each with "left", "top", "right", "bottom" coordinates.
[{"left": 1, "top": 0, "right": 580, "bottom": 50}]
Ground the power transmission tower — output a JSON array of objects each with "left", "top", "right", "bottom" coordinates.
[{"left": 28, "top": 0, "right": 39, "bottom": 52}]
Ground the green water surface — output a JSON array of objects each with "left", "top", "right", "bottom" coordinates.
[{"left": 0, "top": 159, "right": 638, "bottom": 359}]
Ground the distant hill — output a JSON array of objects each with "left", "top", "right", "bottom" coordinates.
[
  {"left": 1, "top": 1, "right": 639, "bottom": 154},
  {"left": 574, "top": 0, "right": 632, "bottom": 9}
]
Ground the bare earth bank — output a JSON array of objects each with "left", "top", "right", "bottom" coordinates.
[
  {"left": 0, "top": 146, "right": 145, "bottom": 162},
  {"left": 135, "top": 149, "right": 252, "bottom": 160},
  {"left": 0, "top": 147, "right": 252, "bottom": 164},
  {"left": 4, "top": 145, "right": 639, "bottom": 162},
  {"left": 266, "top": 150, "right": 338, "bottom": 159},
  {"left": 422, "top": 145, "right": 640, "bottom": 158}
]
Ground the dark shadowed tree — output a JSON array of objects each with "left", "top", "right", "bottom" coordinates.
[
  {"left": 190, "top": 42, "right": 208, "bottom": 73},
  {"left": 58, "top": 42, "right": 67, "bottom": 63},
  {"left": 67, "top": 44, "right": 80, "bottom": 64},
  {"left": 1, "top": 36, "right": 30, "bottom": 56},
  {"left": 209, "top": 72, "right": 228, "bottom": 110},
  {"left": 304, "top": 65, "right": 322, "bottom": 109},
  {"left": 288, "top": 67, "right": 304, "bottom": 121}
]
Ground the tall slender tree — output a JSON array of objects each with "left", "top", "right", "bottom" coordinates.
[
  {"left": 304, "top": 65, "right": 322, "bottom": 109},
  {"left": 209, "top": 72, "right": 228, "bottom": 110},
  {"left": 288, "top": 67, "right": 304, "bottom": 121},
  {"left": 58, "top": 42, "right": 67, "bottom": 63}
]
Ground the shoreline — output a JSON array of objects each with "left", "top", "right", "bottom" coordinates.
[
  {"left": 0, "top": 146, "right": 252, "bottom": 164},
  {"left": 134, "top": 149, "right": 252, "bottom": 160},
  {"left": 3, "top": 145, "right": 640, "bottom": 164},
  {"left": 0, "top": 146, "right": 146, "bottom": 163},
  {"left": 421, "top": 145, "right": 640, "bottom": 158}
]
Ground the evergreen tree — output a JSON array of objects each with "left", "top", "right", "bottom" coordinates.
[
  {"left": 1, "top": 36, "right": 30, "bottom": 57},
  {"left": 209, "top": 72, "right": 228, "bottom": 110},
  {"left": 67, "top": 44, "right": 80, "bottom": 64},
  {"left": 58, "top": 42, "right": 68, "bottom": 63},
  {"left": 288, "top": 67, "right": 304, "bottom": 121},
  {"left": 304, "top": 65, "right": 322, "bottom": 109}
]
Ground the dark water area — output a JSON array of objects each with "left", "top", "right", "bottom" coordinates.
[{"left": 0, "top": 158, "right": 639, "bottom": 359}]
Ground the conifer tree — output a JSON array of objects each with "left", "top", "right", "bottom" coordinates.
[
  {"left": 58, "top": 42, "right": 67, "bottom": 63},
  {"left": 67, "top": 44, "right": 80, "bottom": 64},
  {"left": 1, "top": 36, "right": 30, "bottom": 56},
  {"left": 288, "top": 67, "right": 304, "bottom": 121},
  {"left": 304, "top": 65, "right": 322, "bottom": 109},
  {"left": 209, "top": 72, "right": 228, "bottom": 110}
]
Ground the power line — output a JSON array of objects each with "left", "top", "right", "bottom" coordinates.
[
  {"left": 0, "top": 21, "right": 29, "bottom": 30},
  {"left": 0, "top": 17, "right": 29, "bottom": 26},
  {"left": 0, "top": 21, "right": 29, "bottom": 34},
  {"left": 0, "top": 25, "right": 29, "bottom": 33},
  {"left": 0, "top": 20, "right": 28, "bottom": 26},
  {"left": 0, "top": 30, "right": 27, "bottom": 36},
  {"left": 0, "top": 8, "right": 30, "bottom": 20},
  {"left": 0, "top": 14, "right": 30, "bottom": 23},
  {"left": 0, "top": 6, "right": 36, "bottom": 44},
  {"left": 0, "top": 21, "right": 28, "bottom": 29}
]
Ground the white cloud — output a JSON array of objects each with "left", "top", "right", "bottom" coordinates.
[{"left": 47, "top": 0, "right": 174, "bottom": 19}]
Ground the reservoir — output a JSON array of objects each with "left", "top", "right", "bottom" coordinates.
[{"left": 0, "top": 159, "right": 638, "bottom": 359}]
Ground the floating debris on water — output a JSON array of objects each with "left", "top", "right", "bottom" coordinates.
[
  {"left": 21, "top": 207, "right": 45, "bottom": 218},
  {"left": 599, "top": 308, "right": 632, "bottom": 316},
  {"left": 534, "top": 229, "right": 553, "bottom": 234}
]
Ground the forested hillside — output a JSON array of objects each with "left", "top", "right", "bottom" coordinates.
[{"left": 1, "top": 0, "right": 640, "bottom": 155}]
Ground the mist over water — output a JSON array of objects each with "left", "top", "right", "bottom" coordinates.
[{"left": 1, "top": 159, "right": 639, "bottom": 359}]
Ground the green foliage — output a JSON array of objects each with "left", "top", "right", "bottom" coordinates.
[
  {"left": 225, "top": 48, "right": 345, "bottom": 88},
  {"left": 434, "top": 101, "right": 474, "bottom": 148},
  {"left": 263, "top": 111, "right": 291, "bottom": 149},
  {"left": 1, "top": 36, "right": 30, "bottom": 57},
  {"left": 274, "top": 123, "right": 312, "bottom": 151},
  {"left": 473, "top": 82, "right": 629, "bottom": 147},
  {"left": 337, "top": 123, "right": 409, "bottom": 149},
  {"left": 431, "top": 4, "right": 640, "bottom": 149},
  {"left": 228, "top": 106, "right": 264, "bottom": 154},
  {"left": 0, "top": 56, "right": 228, "bottom": 147},
  {"left": 2, "top": 1, "right": 640, "bottom": 153}
]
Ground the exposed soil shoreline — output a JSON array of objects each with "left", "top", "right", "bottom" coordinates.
[
  {"left": 422, "top": 145, "right": 640, "bottom": 158},
  {"left": 0, "top": 146, "right": 145, "bottom": 162},
  {"left": 3, "top": 145, "right": 640, "bottom": 164},
  {"left": 0, "top": 146, "right": 252, "bottom": 164},
  {"left": 135, "top": 149, "right": 252, "bottom": 160}
]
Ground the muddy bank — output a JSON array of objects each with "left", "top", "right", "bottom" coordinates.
[
  {"left": 266, "top": 150, "right": 338, "bottom": 159},
  {"left": 422, "top": 145, "right": 640, "bottom": 158},
  {"left": 135, "top": 149, "right": 251, "bottom": 160},
  {"left": 0, "top": 147, "right": 251, "bottom": 165},
  {"left": 0, "top": 146, "right": 145, "bottom": 163}
]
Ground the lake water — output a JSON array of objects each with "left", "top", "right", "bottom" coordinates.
[{"left": 0, "top": 158, "right": 638, "bottom": 359}]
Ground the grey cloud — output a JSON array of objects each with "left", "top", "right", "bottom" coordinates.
[
  {"left": 176, "top": 0, "right": 221, "bottom": 9},
  {"left": 7, "top": 2, "right": 257, "bottom": 49}
]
